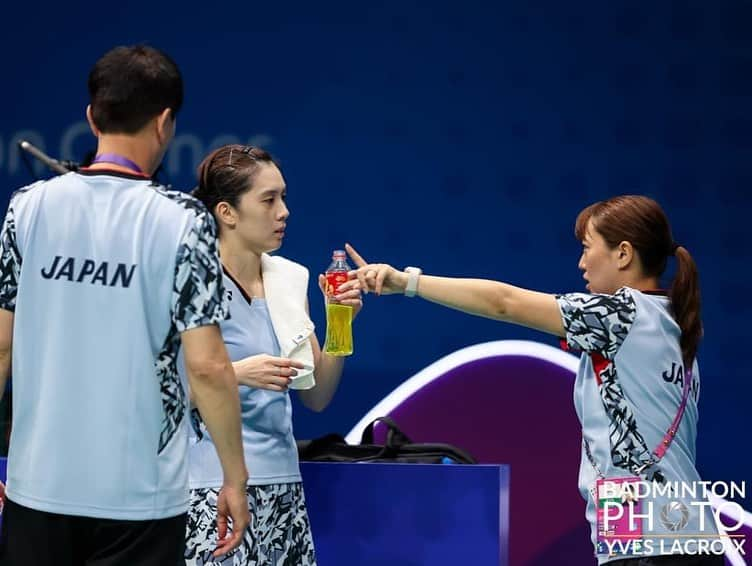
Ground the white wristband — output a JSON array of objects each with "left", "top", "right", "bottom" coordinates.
[{"left": 404, "top": 267, "right": 422, "bottom": 297}]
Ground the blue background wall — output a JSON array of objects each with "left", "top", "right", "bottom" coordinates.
[{"left": 1, "top": 2, "right": 749, "bottom": 505}]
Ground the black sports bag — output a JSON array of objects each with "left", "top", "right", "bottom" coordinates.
[{"left": 297, "top": 416, "right": 476, "bottom": 464}]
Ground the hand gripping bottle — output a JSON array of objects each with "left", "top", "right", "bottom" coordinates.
[{"left": 324, "top": 250, "right": 353, "bottom": 356}]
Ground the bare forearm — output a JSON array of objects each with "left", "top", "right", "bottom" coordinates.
[
  {"left": 415, "top": 275, "right": 510, "bottom": 320},
  {"left": 416, "top": 275, "right": 565, "bottom": 336},
  {"left": 298, "top": 352, "right": 344, "bottom": 412}
]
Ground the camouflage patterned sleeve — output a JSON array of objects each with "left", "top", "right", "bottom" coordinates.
[
  {"left": 171, "top": 208, "right": 229, "bottom": 332},
  {"left": 555, "top": 287, "right": 636, "bottom": 360},
  {"left": 0, "top": 204, "right": 21, "bottom": 312}
]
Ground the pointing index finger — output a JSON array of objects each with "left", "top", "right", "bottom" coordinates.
[{"left": 345, "top": 243, "right": 368, "bottom": 268}]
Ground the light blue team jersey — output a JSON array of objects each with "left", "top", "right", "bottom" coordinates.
[
  {"left": 185, "top": 269, "right": 301, "bottom": 489},
  {"left": 556, "top": 288, "right": 716, "bottom": 563},
  {"left": 0, "top": 170, "right": 228, "bottom": 520}
]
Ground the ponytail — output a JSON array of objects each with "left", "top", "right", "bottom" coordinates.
[{"left": 669, "top": 245, "right": 702, "bottom": 367}]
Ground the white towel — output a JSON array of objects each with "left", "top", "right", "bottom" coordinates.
[{"left": 260, "top": 253, "right": 316, "bottom": 388}]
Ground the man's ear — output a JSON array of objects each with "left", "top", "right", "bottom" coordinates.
[
  {"left": 155, "top": 108, "right": 174, "bottom": 146},
  {"left": 85, "top": 105, "right": 101, "bottom": 137}
]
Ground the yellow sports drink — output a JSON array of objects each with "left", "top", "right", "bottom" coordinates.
[
  {"left": 325, "top": 303, "right": 353, "bottom": 356},
  {"left": 324, "top": 250, "right": 353, "bottom": 356}
]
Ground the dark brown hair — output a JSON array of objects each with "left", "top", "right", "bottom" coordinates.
[
  {"left": 192, "top": 145, "right": 278, "bottom": 217},
  {"left": 575, "top": 195, "right": 701, "bottom": 366},
  {"left": 88, "top": 45, "right": 183, "bottom": 134}
]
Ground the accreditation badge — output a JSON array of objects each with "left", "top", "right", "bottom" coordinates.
[{"left": 595, "top": 477, "right": 644, "bottom": 556}]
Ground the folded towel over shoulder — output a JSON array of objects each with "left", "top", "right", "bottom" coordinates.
[{"left": 261, "top": 253, "right": 316, "bottom": 388}]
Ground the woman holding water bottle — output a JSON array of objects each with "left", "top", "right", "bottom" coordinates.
[
  {"left": 343, "top": 195, "right": 722, "bottom": 566},
  {"left": 182, "top": 144, "right": 362, "bottom": 566}
]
